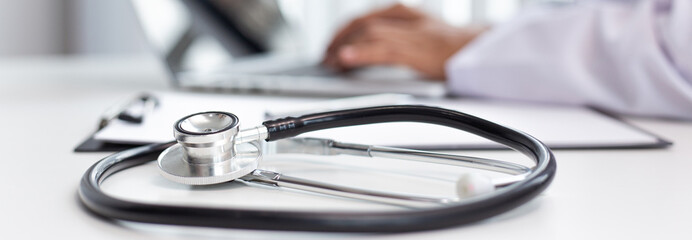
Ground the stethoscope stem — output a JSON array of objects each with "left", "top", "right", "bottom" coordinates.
[{"left": 240, "top": 169, "right": 455, "bottom": 208}]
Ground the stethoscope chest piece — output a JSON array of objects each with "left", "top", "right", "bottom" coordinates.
[{"left": 157, "top": 111, "right": 261, "bottom": 185}]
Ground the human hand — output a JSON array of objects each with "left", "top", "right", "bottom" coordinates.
[{"left": 323, "top": 4, "right": 488, "bottom": 79}]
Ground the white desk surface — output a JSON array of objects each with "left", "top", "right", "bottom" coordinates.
[{"left": 1, "top": 56, "right": 691, "bottom": 240}]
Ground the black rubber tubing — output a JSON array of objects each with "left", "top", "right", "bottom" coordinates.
[{"left": 79, "top": 105, "right": 556, "bottom": 232}]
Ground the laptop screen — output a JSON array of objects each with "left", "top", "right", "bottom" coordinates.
[{"left": 131, "top": 0, "right": 295, "bottom": 81}]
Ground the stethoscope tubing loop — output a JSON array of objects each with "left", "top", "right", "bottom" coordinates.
[{"left": 78, "top": 105, "right": 556, "bottom": 232}]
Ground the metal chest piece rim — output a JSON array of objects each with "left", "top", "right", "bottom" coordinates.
[{"left": 157, "top": 111, "right": 262, "bottom": 185}]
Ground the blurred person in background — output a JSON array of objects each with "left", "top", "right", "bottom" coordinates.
[{"left": 324, "top": 0, "right": 691, "bottom": 120}]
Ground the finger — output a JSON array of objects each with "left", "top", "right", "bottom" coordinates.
[
  {"left": 338, "top": 42, "right": 445, "bottom": 78},
  {"left": 354, "top": 20, "right": 419, "bottom": 45},
  {"left": 324, "top": 19, "right": 416, "bottom": 68},
  {"left": 336, "top": 41, "right": 408, "bottom": 68}
]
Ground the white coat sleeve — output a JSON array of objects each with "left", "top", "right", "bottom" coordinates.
[{"left": 445, "top": 0, "right": 692, "bottom": 120}]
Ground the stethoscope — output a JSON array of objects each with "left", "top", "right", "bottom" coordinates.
[{"left": 79, "top": 105, "right": 556, "bottom": 232}]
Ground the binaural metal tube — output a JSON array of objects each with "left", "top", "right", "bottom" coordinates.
[
  {"left": 364, "top": 146, "right": 531, "bottom": 175},
  {"left": 240, "top": 169, "right": 456, "bottom": 208},
  {"left": 270, "top": 138, "right": 530, "bottom": 175}
]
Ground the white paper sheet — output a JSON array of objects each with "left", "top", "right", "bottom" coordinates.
[{"left": 94, "top": 91, "right": 664, "bottom": 149}]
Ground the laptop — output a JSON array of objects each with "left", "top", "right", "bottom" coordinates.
[{"left": 131, "top": 0, "right": 446, "bottom": 97}]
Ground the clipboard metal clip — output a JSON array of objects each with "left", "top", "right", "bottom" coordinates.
[{"left": 98, "top": 93, "right": 159, "bottom": 130}]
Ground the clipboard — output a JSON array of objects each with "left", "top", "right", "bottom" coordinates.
[{"left": 75, "top": 92, "right": 672, "bottom": 152}]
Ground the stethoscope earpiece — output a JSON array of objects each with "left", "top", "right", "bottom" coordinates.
[{"left": 456, "top": 173, "right": 496, "bottom": 198}]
